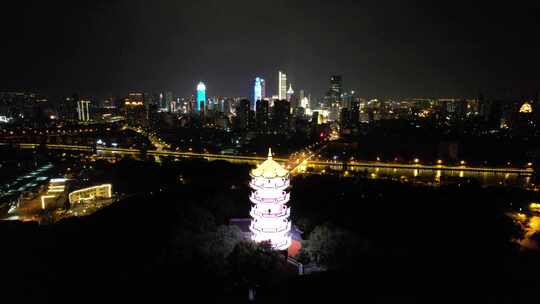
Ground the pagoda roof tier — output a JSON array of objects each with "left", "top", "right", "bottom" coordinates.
[{"left": 251, "top": 148, "right": 289, "bottom": 178}]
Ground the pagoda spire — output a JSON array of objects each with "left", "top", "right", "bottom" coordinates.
[{"left": 268, "top": 148, "right": 272, "bottom": 159}]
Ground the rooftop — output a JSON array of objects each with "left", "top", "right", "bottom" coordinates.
[{"left": 251, "top": 148, "right": 289, "bottom": 179}]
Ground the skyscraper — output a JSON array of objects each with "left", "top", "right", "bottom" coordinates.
[
  {"left": 254, "top": 77, "right": 263, "bottom": 109},
  {"left": 272, "top": 99, "right": 290, "bottom": 134},
  {"left": 196, "top": 82, "right": 206, "bottom": 113},
  {"left": 323, "top": 75, "right": 342, "bottom": 106},
  {"left": 261, "top": 78, "right": 266, "bottom": 100},
  {"left": 329, "top": 75, "right": 343, "bottom": 96},
  {"left": 278, "top": 71, "right": 287, "bottom": 100},
  {"left": 77, "top": 99, "right": 90, "bottom": 122},
  {"left": 256, "top": 98, "right": 269, "bottom": 133},
  {"left": 287, "top": 84, "right": 294, "bottom": 102},
  {"left": 165, "top": 91, "right": 173, "bottom": 112},
  {"left": 235, "top": 99, "right": 251, "bottom": 131}
]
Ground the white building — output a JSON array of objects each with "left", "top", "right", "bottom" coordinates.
[
  {"left": 77, "top": 100, "right": 90, "bottom": 122},
  {"left": 278, "top": 71, "right": 287, "bottom": 100},
  {"left": 249, "top": 149, "right": 292, "bottom": 250}
]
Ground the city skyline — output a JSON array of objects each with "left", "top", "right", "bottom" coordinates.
[{"left": 3, "top": 2, "right": 540, "bottom": 302}]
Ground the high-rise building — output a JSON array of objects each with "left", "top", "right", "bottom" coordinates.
[
  {"left": 235, "top": 99, "right": 251, "bottom": 130},
  {"left": 272, "top": 99, "right": 290, "bottom": 133},
  {"left": 350, "top": 99, "right": 360, "bottom": 125},
  {"left": 77, "top": 99, "right": 91, "bottom": 122},
  {"left": 196, "top": 82, "right": 206, "bottom": 113},
  {"left": 249, "top": 149, "right": 292, "bottom": 250},
  {"left": 158, "top": 93, "right": 166, "bottom": 111},
  {"left": 123, "top": 92, "right": 147, "bottom": 125},
  {"left": 261, "top": 78, "right": 266, "bottom": 100},
  {"left": 278, "top": 71, "right": 287, "bottom": 100},
  {"left": 287, "top": 84, "right": 294, "bottom": 102},
  {"left": 164, "top": 91, "right": 173, "bottom": 112},
  {"left": 256, "top": 98, "right": 269, "bottom": 133},
  {"left": 58, "top": 95, "right": 78, "bottom": 121},
  {"left": 324, "top": 75, "right": 343, "bottom": 106},
  {"left": 329, "top": 75, "right": 343, "bottom": 96},
  {"left": 224, "top": 98, "right": 233, "bottom": 115},
  {"left": 254, "top": 77, "right": 263, "bottom": 109}
]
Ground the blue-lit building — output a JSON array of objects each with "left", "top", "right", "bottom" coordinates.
[
  {"left": 196, "top": 82, "right": 206, "bottom": 113},
  {"left": 254, "top": 77, "right": 263, "bottom": 110}
]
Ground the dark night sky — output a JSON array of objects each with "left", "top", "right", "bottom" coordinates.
[{"left": 1, "top": 0, "right": 539, "bottom": 100}]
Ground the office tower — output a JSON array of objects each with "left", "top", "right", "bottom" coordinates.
[
  {"left": 164, "top": 91, "right": 173, "bottom": 112},
  {"left": 224, "top": 98, "right": 233, "bottom": 115},
  {"left": 256, "top": 98, "right": 269, "bottom": 133},
  {"left": 235, "top": 98, "right": 251, "bottom": 130},
  {"left": 324, "top": 75, "right": 343, "bottom": 106},
  {"left": 159, "top": 93, "right": 165, "bottom": 111},
  {"left": 197, "top": 82, "right": 206, "bottom": 114},
  {"left": 329, "top": 75, "right": 343, "bottom": 96},
  {"left": 125, "top": 92, "right": 144, "bottom": 106},
  {"left": 254, "top": 77, "right": 263, "bottom": 109},
  {"left": 57, "top": 95, "right": 78, "bottom": 121},
  {"left": 123, "top": 92, "right": 147, "bottom": 126},
  {"left": 278, "top": 71, "right": 287, "bottom": 100},
  {"left": 77, "top": 99, "right": 91, "bottom": 122},
  {"left": 287, "top": 84, "right": 294, "bottom": 102},
  {"left": 272, "top": 99, "right": 290, "bottom": 133},
  {"left": 261, "top": 78, "right": 266, "bottom": 100},
  {"left": 350, "top": 99, "right": 360, "bottom": 125}
]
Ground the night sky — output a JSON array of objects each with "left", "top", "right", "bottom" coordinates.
[{"left": 1, "top": 1, "right": 539, "bottom": 100}]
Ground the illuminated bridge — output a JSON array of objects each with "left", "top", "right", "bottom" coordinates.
[{"left": 2, "top": 144, "right": 534, "bottom": 177}]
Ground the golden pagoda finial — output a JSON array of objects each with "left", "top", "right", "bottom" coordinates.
[{"left": 268, "top": 148, "right": 272, "bottom": 159}]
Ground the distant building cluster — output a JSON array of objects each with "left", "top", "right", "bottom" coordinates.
[{"left": 0, "top": 72, "right": 539, "bottom": 137}]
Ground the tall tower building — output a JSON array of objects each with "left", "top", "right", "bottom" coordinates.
[
  {"left": 324, "top": 75, "right": 343, "bottom": 107},
  {"left": 272, "top": 99, "right": 290, "bottom": 133},
  {"left": 287, "top": 84, "right": 294, "bottom": 102},
  {"left": 256, "top": 98, "right": 269, "bottom": 133},
  {"left": 329, "top": 75, "right": 343, "bottom": 96},
  {"left": 261, "top": 78, "right": 266, "bottom": 100},
  {"left": 278, "top": 71, "right": 287, "bottom": 100},
  {"left": 196, "top": 82, "right": 206, "bottom": 113},
  {"left": 165, "top": 91, "right": 173, "bottom": 112},
  {"left": 254, "top": 77, "right": 263, "bottom": 109},
  {"left": 77, "top": 99, "right": 90, "bottom": 122},
  {"left": 235, "top": 98, "right": 251, "bottom": 131},
  {"left": 249, "top": 148, "right": 292, "bottom": 250}
]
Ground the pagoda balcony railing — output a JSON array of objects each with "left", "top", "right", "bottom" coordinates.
[
  {"left": 250, "top": 206, "right": 290, "bottom": 219},
  {"left": 249, "top": 179, "right": 290, "bottom": 190},
  {"left": 250, "top": 221, "right": 291, "bottom": 234},
  {"left": 249, "top": 192, "right": 290, "bottom": 205}
]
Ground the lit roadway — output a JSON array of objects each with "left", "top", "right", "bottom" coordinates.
[{"left": 4, "top": 143, "right": 534, "bottom": 175}]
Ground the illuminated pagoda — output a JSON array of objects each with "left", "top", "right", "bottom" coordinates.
[{"left": 249, "top": 148, "right": 292, "bottom": 250}]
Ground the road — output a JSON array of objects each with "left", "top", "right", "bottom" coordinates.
[{"left": 5, "top": 142, "right": 534, "bottom": 176}]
